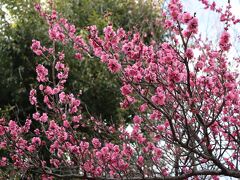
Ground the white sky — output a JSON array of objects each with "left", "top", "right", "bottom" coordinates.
[
  {"left": 182, "top": 0, "right": 240, "bottom": 58},
  {"left": 182, "top": 2, "right": 239, "bottom": 179}
]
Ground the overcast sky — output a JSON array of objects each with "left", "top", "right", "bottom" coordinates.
[{"left": 182, "top": 0, "right": 240, "bottom": 57}]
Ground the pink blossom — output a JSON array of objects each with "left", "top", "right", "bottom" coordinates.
[
  {"left": 36, "top": 64, "right": 48, "bottom": 82},
  {"left": 31, "top": 40, "right": 43, "bottom": 56},
  {"left": 44, "top": 86, "right": 53, "bottom": 95},
  {"left": 120, "top": 84, "right": 133, "bottom": 96},
  {"left": 23, "top": 119, "right": 31, "bottom": 133},
  {"left": 100, "top": 53, "right": 109, "bottom": 63},
  {"left": 137, "top": 156, "right": 144, "bottom": 166},
  {"left": 80, "top": 141, "right": 89, "bottom": 151},
  {"left": 75, "top": 53, "right": 82, "bottom": 60},
  {"left": 29, "top": 89, "right": 37, "bottom": 105},
  {"left": 1, "top": 2, "right": 240, "bottom": 179},
  {"left": 55, "top": 61, "right": 65, "bottom": 71},
  {"left": 157, "top": 125, "right": 165, "bottom": 131},
  {"left": 8, "top": 120, "right": 17, "bottom": 131},
  {"left": 182, "top": 29, "right": 191, "bottom": 38},
  {"left": 133, "top": 115, "right": 142, "bottom": 124},
  {"left": 51, "top": 10, "right": 57, "bottom": 20},
  {"left": 33, "top": 112, "right": 40, "bottom": 121},
  {"left": 0, "top": 125, "right": 5, "bottom": 136},
  {"left": 108, "top": 59, "right": 121, "bottom": 73},
  {"left": 44, "top": 95, "right": 52, "bottom": 109},
  {"left": 0, "top": 142, "right": 6, "bottom": 149},
  {"left": 59, "top": 92, "right": 67, "bottom": 103},
  {"left": 84, "top": 160, "right": 93, "bottom": 172},
  {"left": 103, "top": 26, "right": 115, "bottom": 40},
  {"left": 151, "top": 93, "right": 165, "bottom": 106},
  {"left": 92, "top": 138, "right": 101, "bottom": 148},
  {"left": 187, "top": 17, "right": 198, "bottom": 34},
  {"left": 32, "top": 137, "right": 41, "bottom": 145},
  {"left": 27, "top": 145, "right": 36, "bottom": 152},
  {"left": 72, "top": 115, "right": 82, "bottom": 123},
  {"left": 181, "top": 12, "right": 192, "bottom": 23},
  {"left": 34, "top": 129, "right": 40, "bottom": 135},
  {"left": 0, "top": 157, "right": 7, "bottom": 167},
  {"left": 94, "top": 166, "right": 103, "bottom": 176},
  {"left": 185, "top": 48, "right": 194, "bottom": 59},
  {"left": 219, "top": 31, "right": 231, "bottom": 51},
  {"left": 39, "top": 113, "right": 48, "bottom": 123},
  {"left": 50, "top": 159, "right": 60, "bottom": 168},
  {"left": 139, "top": 103, "right": 148, "bottom": 112},
  {"left": 164, "top": 20, "right": 173, "bottom": 28},
  {"left": 63, "top": 120, "right": 70, "bottom": 128}
]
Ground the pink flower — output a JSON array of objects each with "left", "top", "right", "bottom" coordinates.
[
  {"left": 92, "top": 138, "right": 101, "bottom": 148},
  {"left": 44, "top": 95, "right": 52, "bottom": 109},
  {"left": 31, "top": 40, "right": 43, "bottom": 56},
  {"left": 187, "top": 17, "right": 198, "bottom": 34},
  {"left": 75, "top": 53, "right": 82, "bottom": 60},
  {"left": 34, "top": 3, "right": 41, "bottom": 12},
  {"left": 0, "top": 125, "right": 5, "bottom": 136},
  {"left": 120, "top": 96, "right": 136, "bottom": 108},
  {"left": 104, "top": 26, "right": 115, "bottom": 39},
  {"left": 72, "top": 115, "right": 82, "bottom": 123},
  {"left": 101, "top": 147, "right": 109, "bottom": 155},
  {"left": 182, "top": 29, "right": 191, "bottom": 38},
  {"left": 44, "top": 86, "right": 53, "bottom": 95},
  {"left": 151, "top": 93, "right": 165, "bottom": 106},
  {"left": 63, "top": 120, "right": 70, "bottom": 128},
  {"left": 133, "top": 115, "right": 142, "bottom": 124},
  {"left": 36, "top": 64, "right": 48, "bottom": 82},
  {"left": 55, "top": 61, "right": 65, "bottom": 71},
  {"left": 27, "top": 145, "right": 36, "bottom": 152},
  {"left": 33, "top": 112, "right": 40, "bottom": 121},
  {"left": 34, "top": 49, "right": 43, "bottom": 56},
  {"left": 120, "top": 84, "right": 133, "bottom": 96},
  {"left": 23, "top": 119, "right": 32, "bottom": 132},
  {"left": 70, "top": 98, "right": 81, "bottom": 107},
  {"left": 59, "top": 92, "right": 67, "bottom": 103},
  {"left": 29, "top": 89, "right": 37, "bottom": 105},
  {"left": 51, "top": 10, "right": 57, "bottom": 20},
  {"left": 34, "top": 129, "right": 40, "bottom": 135},
  {"left": 39, "top": 113, "right": 48, "bottom": 123},
  {"left": 0, "top": 142, "right": 6, "bottom": 149},
  {"left": 219, "top": 31, "right": 231, "bottom": 51},
  {"left": 108, "top": 59, "right": 121, "bottom": 73},
  {"left": 185, "top": 48, "right": 194, "bottom": 59},
  {"left": 50, "top": 159, "right": 60, "bottom": 168},
  {"left": 0, "top": 157, "right": 7, "bottom": 167},
  {"left": 182, "top": 12, "right": 192, "bottom": 23},
  {"left": 137, "top": 156, "right": 144, "bottom": 166},
  {"left": 164, "top": 20, "right": 173, "bottom": 28},
  {"left": 83, "top": 160, "right": 93, "bottom": 172},
  {"left": 8, "top": 120, "right": 17, "bottom": 131},
  {"left": 212, "top": 176, "right": 220, "bottom": 180},
  {"left": 139, "top": 103, "right": 148, "bottom": 112},
  {"left": 94, "top": 166, "right": 103, "bottom": 176},
  {"left": 157, "top": 125, "right": 165, "bottom": 131},
  {"left": 80, "top": 141, "right": 89, "bottom": 151},
  {"left": 32, "top": 137, "right": 41, "bottom": 145},
  {"left": 100, "top": 53, "right": 109, "bottom": 63}
]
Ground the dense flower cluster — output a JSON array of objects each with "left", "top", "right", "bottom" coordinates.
[{"left": 0, "top": 0, "right": 240, "bottom": 179}]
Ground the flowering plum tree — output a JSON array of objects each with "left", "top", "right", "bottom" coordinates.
[{"left": 0, "top": 0, "right": 240, "bottom": 179}]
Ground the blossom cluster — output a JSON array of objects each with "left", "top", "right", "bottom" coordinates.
[{"left": 0, "top": 0, "right": 240, "bottom": 179}]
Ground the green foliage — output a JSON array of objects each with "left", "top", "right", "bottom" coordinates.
[{"left": 0, "top": 0, "right": 164, "bottom": 123}]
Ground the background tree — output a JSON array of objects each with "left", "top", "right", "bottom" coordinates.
[{"left": 0, "top": 0, "right": 164, "bottom": 124}]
